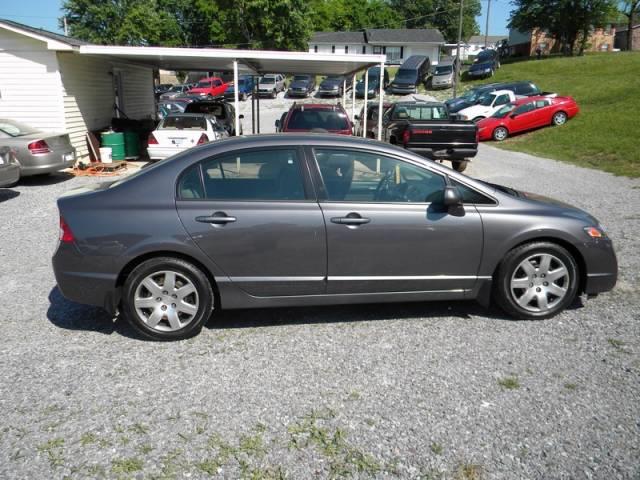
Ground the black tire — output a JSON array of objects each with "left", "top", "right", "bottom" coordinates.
[
  {"left": 271, "top": 89, "right": 277, "bottom": 99},
  {"left": 493, "top": 242, "right": 579, "bottom": 320},
  {"left": 552, "top": 111, "right": 568, "bottom": 126},
  {"left": 451, "top": 160, "right": 468, "bottom": 172},
  {"left": 492, "top": 126, "right": 509, "bottom": 141},
  {"left": 121, "top": 257, "right": 214, "bottom": 341}
]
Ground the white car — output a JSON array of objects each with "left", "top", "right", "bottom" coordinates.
[
  {"left": 147, "top": 113, "right": 228, "bottom": 161},
  {"left": 457, "top": 89, "right": 517, "bottom": 122}
]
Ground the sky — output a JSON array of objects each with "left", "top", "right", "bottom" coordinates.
[{"left": 0, "top": 0, "right": 512, "bottom": 37}]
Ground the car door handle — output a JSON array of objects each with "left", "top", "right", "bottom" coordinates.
[
  {"left": 196, "top": 212, "right": 237, "bottom": 224},
  {"left": 330, "top": 215, "right": 371, "bottom": 225}
]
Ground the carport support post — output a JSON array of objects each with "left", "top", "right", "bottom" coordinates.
[
  {"left": 351, "top": 73, "right": 356, "bottom": 122},
  {"left": 377, "top": 61, "right": 384, "bottom": 141},
  {"left": 342, "top": 79, "right": 347, "bottom": 106},
  {"left": 362, "top": 70, "right": 368, "bottom": 138},
  {"left": 233, "top": 60, "right": 240, "bottom": 136}
]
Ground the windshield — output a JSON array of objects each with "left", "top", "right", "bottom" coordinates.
[
  {"left": 0, "top": 119, "right": 39, "bottom": 137},
  {"left": 476, "top": 51, "right": 494, "bottom": 62},
  {"left": 160, "top": 115, "right": 207, "bottom": 130},
  {"left": 395, "top": 69, "right": 417, "bottom": 81},
  {"left": 287, "top": 110, "right": 349, "bottom": 130},
  {"left": 479, "top": 93, "right": 497, "bottom": 106},
  {"left": 260, "top": 77, "right": 275, "bottom": 84},
  {"left": 434, "top": 65, "right": 453, "bottom": 75},
  {"left": 492, "top": 104, "right": 515, "bottom": 118},
  {"left": 196, "top": 80, "right": 211, "bottom": 88},
  {"left": 293, "top": 75, "right": 311, "bottom": 81}
]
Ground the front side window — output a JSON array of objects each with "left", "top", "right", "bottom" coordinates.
[
  {"left": 494, "top": 94, "right": 510, "bottom": 106},
  {"left": 315, "top": 149, "right": 445, "bottom": 203},
  {"left": 200, "top": 149, "right": 305, "bottom": 201},
  {"left": 513, "top": 102, "right": 536, "bottom": 115}
]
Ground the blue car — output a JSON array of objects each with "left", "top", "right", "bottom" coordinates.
[{"left": 224, "top": 75, "right": 254, "bottom": 101}]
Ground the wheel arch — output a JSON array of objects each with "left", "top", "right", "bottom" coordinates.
[
  {"left": 490, "top": 236, "right": 587, "bottom": 294},
  {"left": 115, "top": 250, "right": 222, "bottom": 311}
]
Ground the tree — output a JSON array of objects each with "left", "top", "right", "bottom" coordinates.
[
  {"left": 509, "top": 0, "right": 617, "bottom": 55},
  {"left": 620, "top": 0, "right": 640, "bottom": 50},
  {"left": 308, "top": 0, "right": 402, "bottom": 31},
  {"left": 388, "top": 0, "right": 481, "bottom": 42}
]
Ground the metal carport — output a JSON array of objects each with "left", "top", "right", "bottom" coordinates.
[{"left": 78, "top": 45, "right": 387, "bottom": 140}]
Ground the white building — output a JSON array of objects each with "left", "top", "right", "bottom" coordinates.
[
  {"left": 308, "top": 29, "right": 444, "bottom": 65},
  {"left": 0, "top": 19, "right": 155, "bottom": 162},
  {"left": 444, "top": 35, "right": 507, "bottom": 60}
]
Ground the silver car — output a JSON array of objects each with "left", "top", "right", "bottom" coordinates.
[
  {"left": 258, "top": 74, "right": 286, "bottom": 98},
  {"left": 0, "top": 119, "right": 75, "bottom": 176},
  {"left": 430, "top": 59, "right": 456, "bottom": 89},
  {"left": 0, "top": 146, "right": 20, "bottom": 187}
]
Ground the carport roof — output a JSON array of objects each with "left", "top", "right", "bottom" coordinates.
[{"left": 78, "top": 45, "right": 385, "bottom": 76}]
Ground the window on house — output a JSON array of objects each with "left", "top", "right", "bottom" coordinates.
[
  {"left": 345, "top": 45, "right": 348, "bottom": 54},
  {"left": 314, "top": 45, "right": 318, "bottom": 53},
  {"left": 332, "top": 45, "right": 335, "bottom": 53},
  {"left": 386, "top": 46, "right": 402, "bottom": 63},
  {"left": 373, "top": 46, "right": 383, "bottom": 54},
  {"left": 362, "top": 45, "right": 366, "bottom": 54}
]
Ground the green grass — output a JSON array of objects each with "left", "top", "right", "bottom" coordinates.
[
  {"left": 461, "top": 52, "right": 640, "bottom": 177},
  {"left": 497, "top": 375, "right": 521, "bottom": 390}
]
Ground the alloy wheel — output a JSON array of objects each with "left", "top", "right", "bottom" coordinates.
[
  {"left": 493, "top": 127, "right": 508, "bottom": 141},
  {"left": 553, "top": 112, "right": 567, "bottom": 125},
  {"left": 134, "top": 270, "right": 200, "bottom": 332},
  {"left": 510, "top": 253, "right": 570, "bottom": 313}
]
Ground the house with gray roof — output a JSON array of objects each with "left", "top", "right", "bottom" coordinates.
[{"left": 309, "top": 29, "right": 445, "bottom": 65}]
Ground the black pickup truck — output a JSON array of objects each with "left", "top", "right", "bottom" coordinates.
[{"left": 381, "top": 101, "right": 477, "bottom": 172}]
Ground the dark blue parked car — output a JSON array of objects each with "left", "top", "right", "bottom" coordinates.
[{"left": 224, "top": 75, "right": 254, "bottom": 101}]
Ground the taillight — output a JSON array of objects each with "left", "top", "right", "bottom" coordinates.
[
  {"left": 147, "top": 133, "right": 158, "bottom": 145},
  {"left": 402, "top": 129, "right": 411, "bottom": 145},
  {"left": 27, "top": 140, "right": 51, "bottom": 154},
  {"left": 59, "top": 216, "right": 75, "bottom": 243},
  {"left": 197, "top": 134, "right": 209, "bottom": 145}
]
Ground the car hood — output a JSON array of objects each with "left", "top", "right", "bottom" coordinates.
[
  {"left": 290, "top": 80, "right": 310, "bottom": 89},
  {"left": 446, "top": 98, "right": 472, "bottom": 113},
  {"left": 356, "top": 80, "right": 378, "bottom": 91},
  {"left": 319, "top": 79, "right": 341, "bottom": 89}
]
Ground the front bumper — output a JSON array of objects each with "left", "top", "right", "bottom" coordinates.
[
  {"left": 390, "top": 85, "right": 417, "bottom": 94},
  {"left": 287, "top": 89, "right": 309, "bottom": 97},
  {"left": 581, "top": 238, "right": 618, "bottom": 295},
  {"left": 19, "top": 149, "right": 76, "bottom": 176},
  {"left": 467, "top": 70, "right": 491, "bottom": 78},
  {"left": 317, "top": 89, "right": 340, "bottom": 96}
]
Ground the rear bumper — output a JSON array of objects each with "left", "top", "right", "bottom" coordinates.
[
  {"left": 407, "top": 146, "right": 477, "bottom": 160},
  {"left": 147, "top": 146, "right": 186, "bottom": 161},
  {"left": 0, "top": 163, "right": 20, "bottom": 187},
  {"left": 52, "top": 243, "right": 120, "bottom": 314},
  {"left": 19, "top": 150, "right": 76, "bottom": 176}
]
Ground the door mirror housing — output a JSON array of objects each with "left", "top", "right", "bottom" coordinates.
[{"left": 443, "top": 186, "right": 462, "bottom": 207}]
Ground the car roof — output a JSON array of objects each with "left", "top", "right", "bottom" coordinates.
[
  {"left": 289, "top": 103, "right": 345, "bottom": 111},
  {"left": 514, "top": 95, "right": 552, "bottom": 105},
  {"left": 487, "top": 89, "right": 513, "bottom": 95},
  {"left": 164, "top": 113, "right": 212, "bottom": 118},
  {"left": 395, "top": 101, "right": 445, "bottom": 106}
]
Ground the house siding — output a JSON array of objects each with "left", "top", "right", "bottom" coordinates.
[
  {"left": 309, "top": 42, "right": 441, "bottom": 64},
  {"left": 0, "top": 28, "right": 64, "bottom": 132},
  {"left": 57, "top": 53, "right": 155, "bottom": 161}
]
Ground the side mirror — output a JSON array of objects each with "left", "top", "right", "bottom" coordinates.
[
  {"left": 443, "top": 186, "right": 462, "bottom": 207},
  {"left": 239, "top": 114, "right": 245, "bottom": 119}
]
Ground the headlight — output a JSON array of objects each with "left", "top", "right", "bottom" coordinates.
[{"left": 484, "top": 68, "right": 491, "bottom": 73}]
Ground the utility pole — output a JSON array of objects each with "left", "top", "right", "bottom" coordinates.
[
  {"left": 453, "top": 0, "right": 463, "bottom": 98},
  {"left": 484, "top": 0, "right": 491, "bottom": 48},
  {"left": 63, "top": 17, "right": 68, "bottom": 36}
]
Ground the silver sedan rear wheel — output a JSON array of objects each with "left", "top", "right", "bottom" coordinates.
[
  {"left": 134, "top": 270, "right": 200, "bottom": 332},
  {"left": 510, "top": 253, "right": 569, "bottom": 313}
]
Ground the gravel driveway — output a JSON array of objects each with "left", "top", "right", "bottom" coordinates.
[{"left": 0, "top": 146, "right": 638, "bottom": 479}]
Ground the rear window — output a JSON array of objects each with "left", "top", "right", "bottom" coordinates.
[
  {"left": 160, "top": 116, "right": 207, "bottom": 130},
  {"left": 286, "top": 109, "right": 349, "bottom": 130},
  {"left": 185, "top": 104, "right": 225, "bottom": 118},
  {"left": 0, "top": 119, "right": 39, "bottom": 137},
  {"left": 393, "top": 105, "right": 447, "bottom": 120}
]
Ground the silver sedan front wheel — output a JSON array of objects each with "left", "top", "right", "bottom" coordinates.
[
  {"left": 510, "top": 254, "right": 569, "bottom": 313},
  {"left": 134, "top": 270, "right": 199, "bottom": 332}
]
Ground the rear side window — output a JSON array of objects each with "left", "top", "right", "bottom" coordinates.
[
  {"left": 178, "top": 164, "right": 205, "bottom": 199},
  {"left": 200, "top": 149, "right": 306, "bottom": 201},
  {"left": 286, "top": 109, "right": 349, "bottom": 130}
]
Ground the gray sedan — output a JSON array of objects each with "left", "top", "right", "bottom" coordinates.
[
  {"left": 0, "top": 119, "right": 76, "bottom": 176},
  {"left": 52, "top": 134, "right": 617, "bottom": 341}
]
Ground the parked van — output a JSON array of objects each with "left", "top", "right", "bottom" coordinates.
[
  {"left": 430, "top": 57, "right": 457, "bottom": 89},
  {"left": 390, "top": 56, "right": 430, "bottom": 94}
]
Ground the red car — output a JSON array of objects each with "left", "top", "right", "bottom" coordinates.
[
  {"left": 477, "top": 95, "right": 579, "bottom": 141},
  {"left": 188, "top": 77, "right": 229, "bottom": 99},
  {"left": 277, "top": 103, "right": 353, "bottom": 135}
]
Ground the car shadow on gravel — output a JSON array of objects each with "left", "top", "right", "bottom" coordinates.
[
  {"left": 0, "top": 189, "right": 20, "bottom": 202},
  {"left": 47, "top": 287, "right": 139, "bottom": 338},
  {"left": 19, "top": 172, "right": 74, "bottom": 186}
]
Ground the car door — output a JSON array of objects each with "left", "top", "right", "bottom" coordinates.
[
  {"left": 509, "top": 101, "right": 537, "bottom": 132},
  {"left": 176, "top": 147, "right": 327, "bottom": 297},
  {"left": 308, "top": 147, "right": 484, "bottom": 294},
  {"left": 382, "top": 106, "right": 409, "bottom": 143},
  {"left": 533, "top": 99, "right": 554, "bottom": 126}
]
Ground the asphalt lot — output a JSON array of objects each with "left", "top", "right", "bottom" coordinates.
[{"left": 0, "top": 144, "right": 638, "bottom": 479}]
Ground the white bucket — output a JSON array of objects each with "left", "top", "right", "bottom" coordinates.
[{"left": 99, "top": 147, "right": 112, "bottom": 163}]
